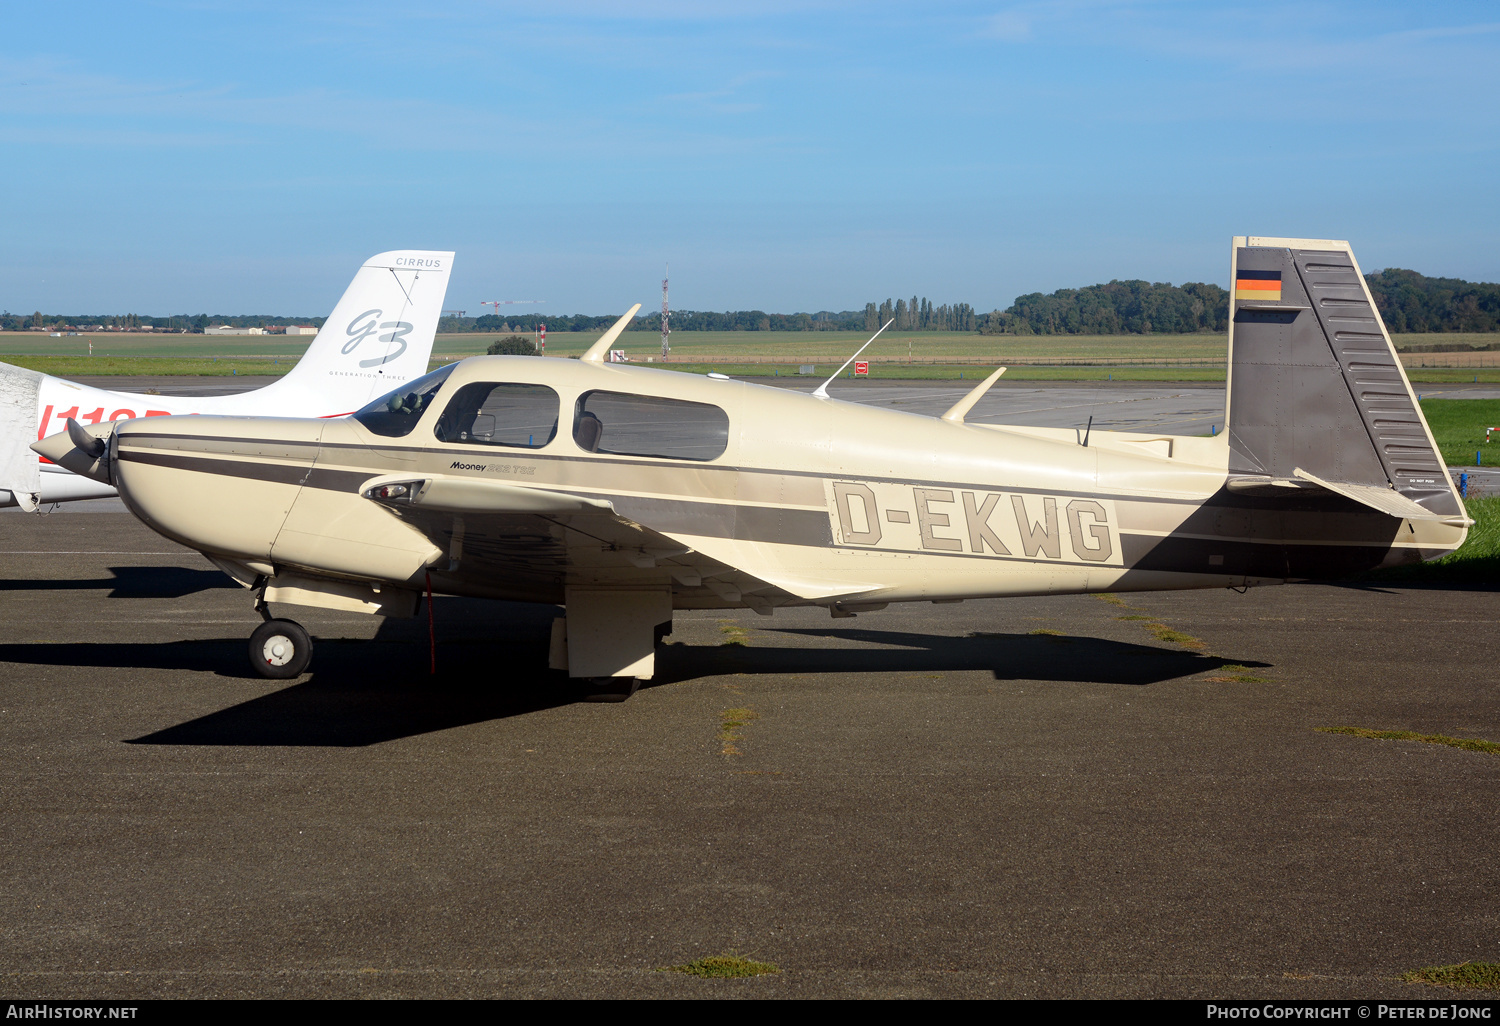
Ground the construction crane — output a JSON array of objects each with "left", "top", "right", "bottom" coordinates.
[{"left": 480, "top": 300, "right": 544, "bottom": 318}]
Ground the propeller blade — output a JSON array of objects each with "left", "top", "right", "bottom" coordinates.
[{"left": 66, "top": 417, "right": 106, "bottom": 459}]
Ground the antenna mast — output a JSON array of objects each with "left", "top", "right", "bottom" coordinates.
[
  {"left": 812, "top": 317, "right": 895, "bottom": 399},
  {"left": 660, "top": 265, "right": 671, "bottom": 360}
]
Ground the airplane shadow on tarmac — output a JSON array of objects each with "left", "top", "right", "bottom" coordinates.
[
  {"left": 650, "top": 628, "right": 1250, "bottom": 688},
  {"left": 0, "top": 595, "right": 1264, "bottom": 747},
  {"left": 0, "top": 566, "right": 237, "bottom": 598}
]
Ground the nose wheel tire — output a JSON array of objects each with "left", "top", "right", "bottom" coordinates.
[{"left": 249, "top": 619, "right": 313, "bottom": 679}]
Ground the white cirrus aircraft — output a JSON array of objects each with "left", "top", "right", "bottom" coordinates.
[
  {"left": 35, "top": 237, "right": 1469, "bottom": 699},
  {"left": 1, "top": 250, "right": 454, "bottom": 510}
]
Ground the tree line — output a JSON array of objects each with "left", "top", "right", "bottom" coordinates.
[
  {"left": 0, "top": 312, "right": 326, "bottom": 332},
  {"left": 10, "top": 268, "right": 1499, "bottom": 336},
  {"left": 1364, "top": 268, "right": 1500, "bottom": 333},
  {"left": 446, "top": 301, "right": 979, "bottom": 335},
  {"left": 979, "top": 281, "right": 1230, "bottom": 335}
]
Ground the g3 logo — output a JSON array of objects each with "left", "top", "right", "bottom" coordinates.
[{"left": 344, "top": 309, "right": 413, "bottom": 368}]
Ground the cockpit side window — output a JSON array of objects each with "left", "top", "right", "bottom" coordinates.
[
  {"left": 434, "top": 382, "right": 560, "bottom": 448},
  {"left": 573, "top": 390, "right": 729, "bottom": 461},
  {"left": 351, "top": 364, "right": 455, "bottom": 438}
]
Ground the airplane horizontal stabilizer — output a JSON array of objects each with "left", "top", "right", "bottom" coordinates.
[{"left": 1292, "top": 468, "right": 1471, "bottom": 526}]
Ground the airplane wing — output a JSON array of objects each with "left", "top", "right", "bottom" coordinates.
[{"left": 359, "top": 473, "right": 879, "bottom": 614}]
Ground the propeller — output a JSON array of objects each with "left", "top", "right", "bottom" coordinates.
[
  {"left": 31, "top": 418, "right": 115, "bottom": 485},
  {"left": 66, "top": 417, "right": 107, "bottom": 459}
]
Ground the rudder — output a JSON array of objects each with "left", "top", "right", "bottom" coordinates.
[{"left": 1225, "top": 236, "right": 1461, "bottom": 520}]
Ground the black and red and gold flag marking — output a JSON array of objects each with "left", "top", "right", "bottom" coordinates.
[{"left": 1235, "top": 269, "right": 1282, "bottom": 301}]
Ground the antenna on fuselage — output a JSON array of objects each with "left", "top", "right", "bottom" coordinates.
[
  {"left": 581, "top": 304, "right": 644, "bottom": 364},
  {"left": 939, "top": 366, "right": 1007, "bottom": 423},
  {"left": 812, "top": 318, "right": 895, "bottom": 399}
]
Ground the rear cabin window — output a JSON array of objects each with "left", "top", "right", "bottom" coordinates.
[
  {"left": 434, "top": 382, "right": 559, "bottom": 448},
  {"left": 573, "top": 390, "right": 729, "bottom": 461},
  {"left": 352, "top": 364, "right": 455, "bottom": 437}
]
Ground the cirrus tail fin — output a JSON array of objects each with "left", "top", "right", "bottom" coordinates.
[{"left": 262, "top": 250, "right": 454, "bottom": 413}]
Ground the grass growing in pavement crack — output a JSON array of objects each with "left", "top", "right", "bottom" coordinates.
[
  {"left": 660, "top": 954, "right": 781, "bottom": 978},
  {"left": 1203, "top": 663, "right": 1273, "bottom": 684},
  {"left": 1027, "top": 627, "right": 1066, "bottom": 637},
  {"left": 1144, "top": 622, "right": 1204, "bottom": 648},
  {"left": 719, "top": 708, "right": 758, "bottom": 757},
  {"left": 1114, "top": 615, "right": 1154, "bottom": 621},
  {"left": 1402, "top": 962, "right": 1500, "bottom": 990},
  {"left": 718, "top": 620, "right": 750, "bottom": 647},
  {"left": 1316, "top": 726, "right": 1500, "bottom": 756}
]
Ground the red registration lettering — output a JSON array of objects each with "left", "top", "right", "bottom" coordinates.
[
  {"left": 109, "top": 409, "right": 136, "bottom": 421},
  {"left": 81, "top": 407, "right": 105, "bottom": 425}
]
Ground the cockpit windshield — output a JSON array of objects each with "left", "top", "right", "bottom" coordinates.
[{"left": 351, "top": 364, "right": 456, "bottom": 437}]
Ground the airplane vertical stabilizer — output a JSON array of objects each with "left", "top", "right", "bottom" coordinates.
[
  {"left": 247, "top": 250, "right": 454, "bottom": 415},
  {"left": 1225, "top": 237, "right": 1461, "bottom": 519}
]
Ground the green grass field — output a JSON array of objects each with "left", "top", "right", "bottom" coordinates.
[
  {"left": 434, "top": 329, "right": 1232, "bottom": 364},
  {"left": 655, "top": 363, "right": 1231, "bottom": 382},
  {"left": 2, "top": 330, "right": 1498, "bottom": 382},
  {"left": 0, "top": 355, "right": 297, "bottom": 378},
  {"left": 1367, "top": 495, "right": 1500, "bottom": 583},
  {"left": 0, "top": 333, "right": 316, "bottom": 359},
  {"left": 1417, "top": 399, "right": 1500, "bottom": 466}
]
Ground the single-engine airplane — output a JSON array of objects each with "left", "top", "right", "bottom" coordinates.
[
  {"left": 35, "top": 237, "right": 1468, "bottom": 698},
  {"left": 1, "top": 250, "right": 453, "bottom": 509}
]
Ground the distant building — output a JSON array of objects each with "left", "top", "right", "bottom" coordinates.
[
  {"left": 205, "top": 325, "right": 265, "bottom": 335},
  {"left": 286, "top": 325, "right": 317, "bottom": 335}
]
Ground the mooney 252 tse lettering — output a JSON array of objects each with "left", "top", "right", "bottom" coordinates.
[{"left": 35, "top": 237, "right": 1468, "bottom": 697}]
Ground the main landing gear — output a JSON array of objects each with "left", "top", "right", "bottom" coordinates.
[{"left": 249, "top": 618, "right": 313, "bottom": 679}]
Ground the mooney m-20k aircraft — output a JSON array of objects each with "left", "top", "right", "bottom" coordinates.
[
  {"left": 1, "top": 250, "right": 453, "bottom": 509},
  {"left": 35, "top": 237, "right": 1469, "bottom": 697}
]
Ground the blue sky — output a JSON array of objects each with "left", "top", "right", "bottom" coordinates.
[{"left": 4, "top": 1, "right": 1498, "bottom": 317}]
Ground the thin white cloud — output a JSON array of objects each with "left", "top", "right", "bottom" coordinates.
[{"left": 980, "top": 11, "right": 1033, "bottom": 41}]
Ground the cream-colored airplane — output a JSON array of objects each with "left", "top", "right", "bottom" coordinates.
[{"left": 35, "top": 236, "right": 1468, "bottom": 698}]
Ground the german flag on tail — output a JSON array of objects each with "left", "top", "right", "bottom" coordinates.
[{"left": 1235, "top": 269, "right": 1282, "bottom": 301}]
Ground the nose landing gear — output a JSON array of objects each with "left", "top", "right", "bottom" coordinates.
[{"left": 249, "top": 618, "right": 313, "bottom": 679}]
